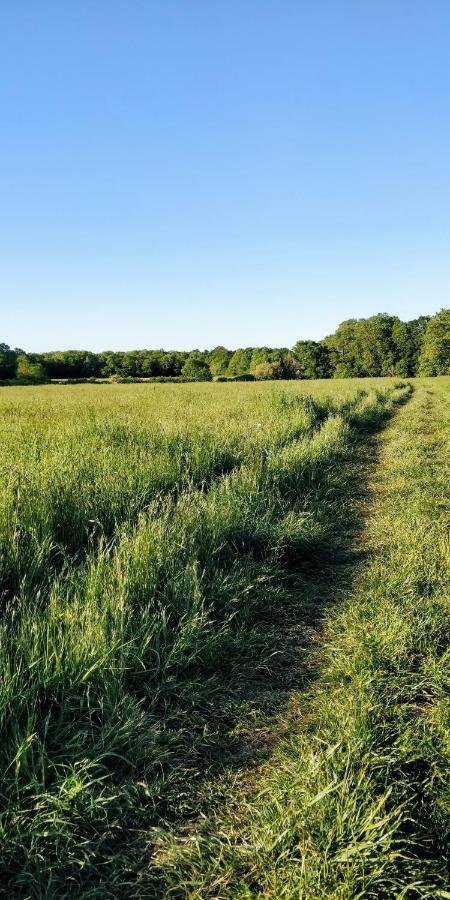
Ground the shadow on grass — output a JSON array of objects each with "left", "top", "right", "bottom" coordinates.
[
  {"left": 172, "top": 411, "right": 395, "bottom": 780},
  {"left": 0, "top": 387, "right": 414, "bottom": 898},
  {"left": 124, "top": 388, "right": 414, "bottom": 860}
]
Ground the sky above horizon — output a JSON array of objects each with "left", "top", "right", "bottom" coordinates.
[{"left": 1, "top": 1, "right": 450, "bottom": 352}]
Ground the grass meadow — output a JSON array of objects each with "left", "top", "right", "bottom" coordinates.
[{"left": 0, "top": 377, "right": 448, "bottom": 897}]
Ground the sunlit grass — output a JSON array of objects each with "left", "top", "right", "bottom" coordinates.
[{"left": 0, "top": 378, "right": 448, "bottom": 896}]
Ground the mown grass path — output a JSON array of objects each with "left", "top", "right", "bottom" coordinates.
[{"left": 154, "top": 381, "right": 450, "bottom": 898}]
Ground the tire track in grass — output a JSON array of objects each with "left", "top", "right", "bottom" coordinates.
[
  {"left": 0, "top": 386, "right": 412, "bottom": 897},
  {"left": 150, "top": 380, "right": 449, "bottom": 899},
  {"left": 119, "top": 383, "right": 414, "bottom": 895}
]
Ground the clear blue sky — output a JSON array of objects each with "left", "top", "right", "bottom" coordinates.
[{"left": 2, "top": 1, "right": 450, "bottom": 352}]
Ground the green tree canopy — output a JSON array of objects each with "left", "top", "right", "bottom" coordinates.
[
  {"left": 208, "top": 346, "right": 232, "bottom": 377},
  {"left": 1, "top": 307, "right": 440, "bottom": 384},
  {"left": 391, "top": 316, "right": 430, "bottom": 376},
  {"left": 227, "top": 348, "right": 252, "bottom": 377},
  {"left": 0, "top": 344, "right": 17, "bottom": 380},
  {"left": 418, "top": 309, "right": 450, "bottom": 375},
  {"left": 293, "top": 340, "right": 332, "bottom": 378},
  {"left": 323, "top": 314, "right": 424, "bottom": 378},
  {"left": 249, "top": 347, "right": 272, "bottom": 373},
  {"left": 181, "top": 355, "right": 212, "bottom": 381},
  {"left": 16, "top": 356, "right": 46, "bottom": 384},
  {"left": 42, "top": 350, "right": 102, "bottom": 379},
  {"left": 354, "top": 314, "right": 396, "bottom": 376},
  {"left": 323, "top": 319, "right": 361, "bottom": 377}
]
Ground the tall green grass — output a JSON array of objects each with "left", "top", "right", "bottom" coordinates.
[
  {"left": 0, "top": 386, "right": 326, "bottom": 604},
  {"left": 153, "top": 379, "right": 450, "bottom": 899},
  {"left": 0, "top": 379, "right": 414, "bottom": 895}
]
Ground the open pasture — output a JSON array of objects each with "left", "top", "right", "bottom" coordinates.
[{"left": 0, "top": 378, "right": 448, "bottom": 897}]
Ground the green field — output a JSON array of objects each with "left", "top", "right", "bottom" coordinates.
[{"left": 0, "top": 378, "right": 448, "bottom": 897}]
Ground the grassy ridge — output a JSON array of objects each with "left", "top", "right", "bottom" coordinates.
[
  {"left": 155, "top": 379, "right": 450, "bottom": 898},
  {"left": 0, "top": 381, "right": 411, "bottom": 895}
]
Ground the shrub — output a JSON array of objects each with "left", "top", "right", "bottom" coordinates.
[{"left": 254, "top": 361, "right": 283, "bottom": 380}]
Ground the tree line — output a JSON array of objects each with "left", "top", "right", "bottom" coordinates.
[{"left": 1, "top": 309, "right": 449, "bottom": 383}]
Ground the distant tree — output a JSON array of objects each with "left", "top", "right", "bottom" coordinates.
[
  {"left": 208, "top": 346, "right": 232, "bottom": 377},
  {"left": 138, "top": 351, "right": 160, "bottom": 377},
  {"left": 353, "top": 314, "right": 397, "bottom": 376},
  {"left": 249, "top": 347, "right": 272, "bottom": 373},
  {"left": 0, "top": 343, "right": 17, "bottom": 379},
  {"left": 408, "top": 317, "right": 430, "bottom": 375},
  {"left": 293, "top": 340, "right": 332, "bottom": 378},
  {"left": 99, "top": 351, "right": 120, "bottom": 377},
  {"left": 391, "top": 319, "right": 415, "bottom": 376},
  {"left": 268, "top": 348, "right": 290, "bottom": 371},
  {"left": 418, "top": 309, "right": 450, "bottom": 375},
  {"left": 227, "top": 348, "right": 252, "bottom": 377},
  {"left": 390, "top": 316, "right": 429, "bottom": 376},
  {"left": 118, "top": 351, "right": 142, "bottom": 377},
  {"left": 160, "top": 351, "right": 188, "bottom": 377},
  {"left": 181, "top": 355, "right": 212, "bottom": 381},
  {"left": 41, "top": 350, "right": 101, "bottom": 379},
  {"left": 323, "top": 319, "right": 361, "bottom": 377},
  {"left": 16, "top": 355, "right": 46, "bottom": 383},
  {"left": 281, "top": 351, "right": 302, "bottom": 379},
  {"left": 323, "top": 315, "right": 408, "bottom": 377}
]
